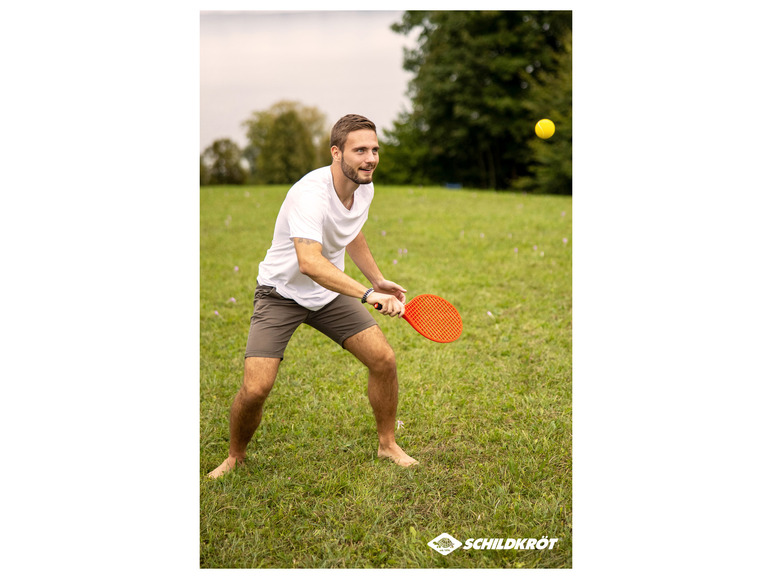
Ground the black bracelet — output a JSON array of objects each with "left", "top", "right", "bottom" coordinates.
[{"left": 361, "top": 288, "right": 374, "bottom": 303}]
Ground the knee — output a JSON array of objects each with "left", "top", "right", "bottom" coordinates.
[
  {"left": 241, "top": 373, "right": 275, "bottom": 403},
  {"left": 240, "top": 358, "right": 279, "bottom": 402},
  {"left": 368, "top": 344, "right": 397, "bottom": 377}
]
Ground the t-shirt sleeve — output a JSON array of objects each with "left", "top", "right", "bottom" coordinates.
[{"left": 287, "top": 189, "right": 326, "bottom": 244}]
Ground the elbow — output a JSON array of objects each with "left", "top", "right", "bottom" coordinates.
[{"left": 297, "top": 256, "right": 316, "bottom": 278}]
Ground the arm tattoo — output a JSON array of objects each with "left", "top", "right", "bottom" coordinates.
[{"left": 294, "top": 237, "right": 320, "bottom": 245}]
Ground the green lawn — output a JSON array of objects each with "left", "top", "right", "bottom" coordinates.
[{"left": 200, "top": 184, "right": 572, "bottom": 568}]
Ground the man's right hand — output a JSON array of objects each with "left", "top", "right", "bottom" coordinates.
[{"left": 367, "top": 292, "right": 405, "bottom": 317}]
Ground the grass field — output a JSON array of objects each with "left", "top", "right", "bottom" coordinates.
[{"left": 200, "top": 184, "right": 572, "bottom": 568}]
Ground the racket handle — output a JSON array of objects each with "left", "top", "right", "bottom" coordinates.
[{"left": 374, "top": 303, "right": 382, "bottom": 311}]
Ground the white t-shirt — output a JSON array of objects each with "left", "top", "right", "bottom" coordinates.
[{"left": 257, "top": 166, "right": 374, "bottom": 310}]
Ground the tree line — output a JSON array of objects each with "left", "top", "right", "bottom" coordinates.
[{"left": 200, "top": 10, "right": 572, "bottom": 195}]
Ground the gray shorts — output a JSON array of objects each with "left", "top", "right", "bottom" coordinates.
[{"left": 244, "top": 285, "right": 378, "bottom": 359}]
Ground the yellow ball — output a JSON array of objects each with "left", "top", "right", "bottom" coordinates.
[{"left": 535, "top": 118, "right": 555, "bottom": 139}]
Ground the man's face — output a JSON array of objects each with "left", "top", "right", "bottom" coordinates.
[{"left": 338, "top": 130, "right": 379, "bottom": 185}]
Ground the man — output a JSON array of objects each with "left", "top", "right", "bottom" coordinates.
[{"left": 208, "top": 114, "right": 417, "bottom": 479}]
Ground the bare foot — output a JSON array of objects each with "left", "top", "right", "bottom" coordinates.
[
  {"left": 207, "top": 456, "right": 242, "bottom": 479},
  {"left": 378, "top": 444, "right": 419, "bottom": 467}
]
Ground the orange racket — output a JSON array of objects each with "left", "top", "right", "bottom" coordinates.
[{"left": 375, "top": 294, "right": 463, "bottom": 343}]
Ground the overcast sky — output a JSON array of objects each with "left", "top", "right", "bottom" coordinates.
[{"left": 200, "top": 10, "right": 419, "bottom": 152}]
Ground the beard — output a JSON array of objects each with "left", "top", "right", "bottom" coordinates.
[{"left": 340, "top": 155, "right": 375, "bottom": 185}]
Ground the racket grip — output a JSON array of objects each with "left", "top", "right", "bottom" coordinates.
[{"left": 374, "top": 303, "right": 382, "bottom": 311}]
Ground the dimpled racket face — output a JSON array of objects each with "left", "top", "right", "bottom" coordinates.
[{"left": 402, "top": 294, "right": 463, "bottom": 343}]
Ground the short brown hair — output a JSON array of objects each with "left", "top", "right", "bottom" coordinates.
[{"left": 330, "top": 114, "right": 377, "bottom": 150}]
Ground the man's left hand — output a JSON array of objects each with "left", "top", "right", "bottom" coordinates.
[{"left": 373, "top": 279, "right": 407, "bottom": 304}]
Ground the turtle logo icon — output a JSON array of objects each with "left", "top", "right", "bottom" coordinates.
[{"left": 427, "top": 533, "right": 463, "bottom": 555}]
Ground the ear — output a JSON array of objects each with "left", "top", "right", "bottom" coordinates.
[{"left": 331, "top": 145, "right": 341, "bottom": 163}]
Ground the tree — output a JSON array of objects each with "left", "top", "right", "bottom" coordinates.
[
  {"left": 389, "top": 10, "right": 572, "bottom": 191},
  {"left": 518, "top": 29, "right": 572, "bottom": 195},
  {"left": 200, "top": 138, "right": 248, "bottom": 185},
  {"left": 377, "top": 110, "right": 433, "bottom": 186},
  {"left": 242, "top": 101, "right": 329, "bottom": 184}
]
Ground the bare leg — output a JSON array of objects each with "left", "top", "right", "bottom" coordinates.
[
  {"left": 207, "top": 357, "right": 281, "bottom": 478},
  {"left": 344, "top": 325, "right": 418, "bottom": 467}
]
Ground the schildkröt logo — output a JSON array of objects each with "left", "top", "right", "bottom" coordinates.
[
  {"left": 428, "top": 533, "right": 560, "bottom": 555},
  {"left": 427, "top": 533, "right": 463, "bottom": 555}
]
